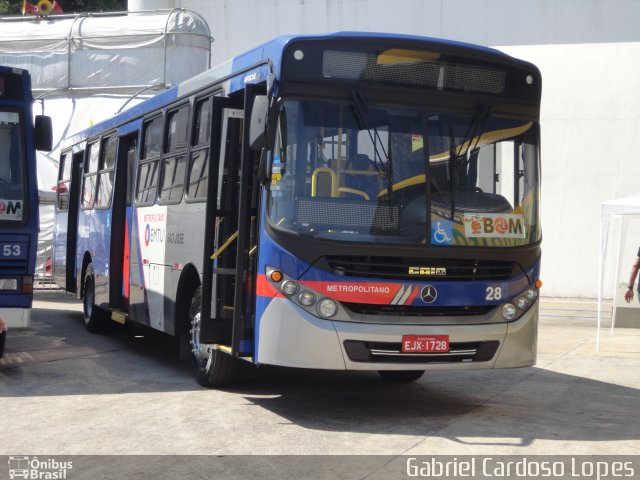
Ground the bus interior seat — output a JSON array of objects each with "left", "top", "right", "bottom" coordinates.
[
  {"left": 341, "top": 154, "right": 377, "bottom": 200},
  {"left": 311, "top": 167, "right": 337, "bottom": 197}
]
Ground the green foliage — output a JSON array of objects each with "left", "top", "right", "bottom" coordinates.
[
  {"left": 0, "top": 0, "right": 126, "bottom": 16},
  {"left": 0, "top": 0, "right": 24, "bottom": 15}
]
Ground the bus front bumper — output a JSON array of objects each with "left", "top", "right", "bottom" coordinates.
[
  {"left": 0, "top": 308, "right": 32, "bottom": 329},
  {"left": 256, "top": 298, "right": 537, "bottom": 370}
]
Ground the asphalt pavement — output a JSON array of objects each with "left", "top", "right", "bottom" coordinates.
[{"left": 1, "top": 290, "right": 639, "bottom": 458}]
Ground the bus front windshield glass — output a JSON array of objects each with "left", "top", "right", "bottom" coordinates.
[
  {"left": 267, "top": 99, "right": 540, "bottom": 247},
  {"left": 0, "top": 109, "right": 25, "bottom": 221}
]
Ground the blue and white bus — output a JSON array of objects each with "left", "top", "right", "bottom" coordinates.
[
  {"left": 0, "top": 66, "right": 52, "bottom": 357},
  {"left": 53, "top": 32, "right": 542, "bottom": 386}
]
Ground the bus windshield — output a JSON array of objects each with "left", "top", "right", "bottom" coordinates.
[
  {"left": 0, "top": 109, "right": 25, "bottom": 221},
  {"left": 267, "top": 99, "right": 540, "bottom": 247}
]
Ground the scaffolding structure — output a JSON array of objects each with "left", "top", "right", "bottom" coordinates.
[{"left": 0, "top": 9, "right": 213, "bottom": 95}]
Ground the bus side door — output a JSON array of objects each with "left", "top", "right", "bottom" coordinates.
[
  {"left": 53, "top": 151, "right": 72, "bottom": 289},
  {"left": 66, "top": 150, "right": 84, "bottom": 294},
  {"left": 109, "top": 133, "right": 137, "bottom": 312}
]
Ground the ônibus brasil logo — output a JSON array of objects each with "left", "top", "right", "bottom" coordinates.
[{"left": 8, "top": 456, "right": 73, "bottom": 479}]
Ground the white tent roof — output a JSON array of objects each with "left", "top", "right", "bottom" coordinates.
[
  {"left": 601, "top": 193, "right": 640, "bottom": 216},
  {"left": 0, "top": 9, "right": 212, "bottom": 93},
  {"left": 597, "top": 193, "right": 640, "bottom": 350}
]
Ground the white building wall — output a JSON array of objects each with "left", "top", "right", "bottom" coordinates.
[{"left": 164, "top": 0, "right": 640, "bottom": 298}]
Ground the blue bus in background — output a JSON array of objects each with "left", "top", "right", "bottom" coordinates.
[
  {"left": 0, "top": 66, "right": 52, "bottom": 357},
  {"left": 53, "top": 32, "right": 542, "bottom": 386}
]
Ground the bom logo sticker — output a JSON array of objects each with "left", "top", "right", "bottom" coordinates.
[
  {"left": 0, "top": 199, "right": 23, "bottom": 219},
  {"left": 464, "top": 213, "right": 526, "bottom": 239}
]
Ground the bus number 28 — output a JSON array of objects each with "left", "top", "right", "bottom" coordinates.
[{"left": 486, "top": 286, "right": 502, "bottom": 301}]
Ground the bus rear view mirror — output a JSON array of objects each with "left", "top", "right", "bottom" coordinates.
[
  {"left": 34, "top": 115, "right": 53, "bottom": 151},
  {"left": 249, "top": 95, "right": 269, "bottom": 151},
  {"left": 249, "top": 95, "right": 280, "bottom": 152}
]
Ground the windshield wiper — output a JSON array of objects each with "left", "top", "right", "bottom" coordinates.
[
  {"left": 447, "top": 104, "right": 492, "bottom": 220},
  {"left": 448, "top": 125, "right": 457, "bottom": 220},
  {"left": 351, "top": 90, "right": 393, "bottom": 202}
]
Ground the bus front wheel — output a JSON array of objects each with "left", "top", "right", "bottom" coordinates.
[
  {"left": 378, "top": 370, "right": 425, "bottom": 382},
  {"left": 83, "top": 264, "right": 107, "bottom": 332},
  {"left": 189, "top": 286, "right": 236, "bottom": 388}
]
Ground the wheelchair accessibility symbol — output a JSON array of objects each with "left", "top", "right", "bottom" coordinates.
[{"left": 431, "top": 220, "right": 453, "bottom": 245}]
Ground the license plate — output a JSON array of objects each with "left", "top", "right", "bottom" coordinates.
[{"left": 401, "top": 335, "right": 450, "bottom": 353}]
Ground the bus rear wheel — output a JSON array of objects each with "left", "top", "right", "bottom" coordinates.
[
  {"left": 189, "top": 286, "right": 235, "bottom": 388},
  {"left": 378, "top": 370, "right": 425, "bottom": 382},
  {"left": 83, "top": 263, "right": 107, "bottom": 332}
]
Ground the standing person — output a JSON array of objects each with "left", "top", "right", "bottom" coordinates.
[
  {"left": 0, "top": 317, "right": 6, "bottom": 358},
  {"left": 623, "top": 247, "right": 640, "bottom": 303}
]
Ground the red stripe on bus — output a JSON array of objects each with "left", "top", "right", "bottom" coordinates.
[
  {"left": 406, "top": 286, "right": 420, "bottom": 304},
  {"left": 123, "top": 218, "right": 130, "bottom": 300},
  {"left": 256, "top": 274, "right": 283, "bottom": 298},
  {"left": 299, "top": 280, "right": 403, "bottom": 304}
]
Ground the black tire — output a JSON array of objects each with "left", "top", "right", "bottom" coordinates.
[
  {"left": 0, "top": 331, "right": 6, "bottom": 359},
  {"left": 378, "top": 370, "right": 425, "bottom": 382},
  {"left": 82, "top": 263, "right": 107, "bottom": 333},
  {"left": 189, "top": 286, "right": 236, "bottom": 388}
]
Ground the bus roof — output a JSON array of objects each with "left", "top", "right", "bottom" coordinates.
[{"left": 63, "top": 31, "right": 534, "bottom": 147}]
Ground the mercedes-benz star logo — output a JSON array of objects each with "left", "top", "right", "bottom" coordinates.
[{"left": 420, "top": 285, "right": 437, "bottom": 304}]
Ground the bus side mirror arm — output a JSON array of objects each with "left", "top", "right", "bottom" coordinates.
[
  {"left": 258, "top": 150, "right": 271, "bottom": 186},
  {"left": 34, "top": 115, "right": 53, "bottom": 151}
]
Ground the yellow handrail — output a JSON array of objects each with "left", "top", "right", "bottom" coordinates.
[{"left": 210, "top": 231, "right": 238, "bottom": 260}]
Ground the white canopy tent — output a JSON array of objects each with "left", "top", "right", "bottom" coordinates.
[
  {"left": 0, "top": 9, "right": 213, "bottom": 156},
  {"left": 597, "top": 193, "right": 640, "bottom": 350},
  {"left": 0, "top": 9, "right": 212, "bottom": 94},
  {"left": 35, "top": 152, "right": 59, "bottom": 282}
]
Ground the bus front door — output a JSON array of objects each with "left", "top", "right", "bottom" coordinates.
[{"left": 200, "top": 92, "right": 259, "bottom": 355}]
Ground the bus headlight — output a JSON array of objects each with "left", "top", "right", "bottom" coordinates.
[
  {"left": 502, "top": 303, "right": 517, "bottom": 321},
  {"left": 525, "top": 288, "right": 538, "bottom": 301},
  {"left": 317, "top": 298, "right": 338, "bottom": 318},
  {"left": 516, "top": 296, "right": 530, "bottom": 310},
  {"left": 281, "top": 280, "right": 298, "bottom": 296},
  {"left": 0, "top": 279, "right": 18, "bottom": 291},
  {"left": 298, "top": 291, "right": 316, "bottom": 306}
]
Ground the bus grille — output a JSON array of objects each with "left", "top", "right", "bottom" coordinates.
[
  {"left": 344, "top": 303, "right": 495, "bottom": 317},
  {"left": 0, "top": 259, "right": 28, "bottom": 274},
  {"left": 322, "top": 256, "right": 517, "bottom": 281},
  {"left": 344, "top": 340, "right": 500, "bottom": 364}
]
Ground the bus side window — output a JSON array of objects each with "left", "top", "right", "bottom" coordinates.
[
  {"left": 136, "top": 116, "right": 163, "bottom": 205},
  {"left": 95, "top": 135, "right": 117, "bottom": 208},
  {"left": 57, "top": 151, "right": 71, "bottom": 211},
  {"left": 159, "top": 105, "right": 189, "bottom": 203},
  {"left": 186, "top": 97, "right": 211, "bottom": 201},
  {"left": 81, "top": 142, "right": 99, "bottom": 209}
]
